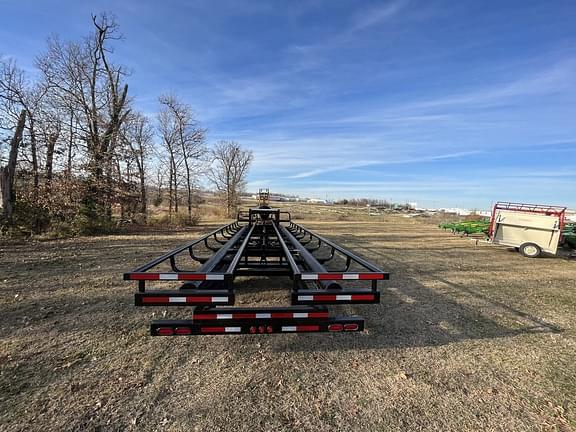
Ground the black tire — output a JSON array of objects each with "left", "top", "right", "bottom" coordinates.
[{"left": 519, "top": 242, "right": 541, "bottom": 258}]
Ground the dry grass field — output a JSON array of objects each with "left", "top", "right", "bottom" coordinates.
[{"left": 1, "top": 213, "right": 575, "bottom": 431}]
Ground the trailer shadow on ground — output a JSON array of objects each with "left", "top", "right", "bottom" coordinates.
[
  {"left": 270, "top": 233, "right": 563, "bottom": 353},
  {"left": 271, "top": 274, "right": 562, "bottom": 353}
]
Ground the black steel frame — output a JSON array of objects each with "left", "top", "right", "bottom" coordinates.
[{"left": 124, "top": 208, "right": 389, "bottom": 336}]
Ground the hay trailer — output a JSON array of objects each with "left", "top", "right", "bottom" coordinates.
[
  {"left": 124, "top": 191, "right": 389, "bottom": 336},
  {"left": 488, "top": 202, "right": 568, "bottom": 258}
]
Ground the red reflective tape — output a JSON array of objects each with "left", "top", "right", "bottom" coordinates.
[
  {"left": 131, "top": 273, "right": 160, "bottom": 280},
  {"left": 296, "top": 325, "right": 319, "bottom": 332},
  {"left": 272, "top": 312, "right": 293, "bottom": 319},
  {"left": 313, "top": 295, "right": 337, "bottom": 301},
  {"left": 193, "top": 314, "right": 217, "bottom": 320},
  {"left": 200, "top": 327, "right": 226, "bottom": 333},
  {"left": 157, "top": 327, "right": 174, "bottom": 335},
  {"left": 178, "top": 274, "right": 208, "bottom": 280},
  {"left": 351, "top": 294, "right": 375, "bottom": 301},
  {"left": 359, "top": 273, "right": 385, "bottom": 280},
  {"left": 175, "top": 327, "right": 192, "bottom": 335},
  {"left": 233, "top": 313, "right": 257, "bottom": 319},
  {"left": 186, "top": 296, "right": 213, "bottom": 303},
  {"left": 142, "top": 296, "right": 170, "bottom": 304},
  {"left": 308, "top": 312, "right": 329, "bottom": 318},
  {"left": 318, "top": 273, "right": 342, "bottom": 280}
]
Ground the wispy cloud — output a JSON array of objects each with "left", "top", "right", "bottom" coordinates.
[
  {"left": 403, "top": 59, "right": 576, "bottom": 111},
  {"left": 287, "top": 150, "right": 482, "bottom": 179},
  {"left": 286, "top": 0, "right": 410, "bottom": 71},
  {"left": 350, "top": 0, "right": 410, "bottom": 32}
]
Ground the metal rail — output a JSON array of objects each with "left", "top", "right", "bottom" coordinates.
[{"left": 124, "top": 206, "right": 389, "bottom": 336}]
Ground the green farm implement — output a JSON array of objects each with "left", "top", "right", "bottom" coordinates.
[
  {"left": 439, "top": 219, "right": 490, "bottom": 236},
  {"left": 562, "top": 223, "right": 576, "bottom": 249}
]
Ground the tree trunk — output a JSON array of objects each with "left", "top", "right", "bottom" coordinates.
[
  {"left": 186, "top": 173, "right": 192, "bottom": 223},
  {"left": 140, "top": 173, "right": 147, "bottom": 221},
  {"left": 1, "top": 110, "right": 27, "bottom": 222},
  {"left": 168, "top": 164, "right": 173, "bottom": 221},
  {"left": 45, "top": 130, "right": 59, "bottom": 189},
  {"left": 66, "top": 110, "right": 74, "bottom": 178},
  {"left": 28, "top": 116, "right": 39, "bottom": 195}
]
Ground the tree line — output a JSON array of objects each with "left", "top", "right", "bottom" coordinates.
[{"left": 0, "top": 14, "right": 252, "bottom": 235}]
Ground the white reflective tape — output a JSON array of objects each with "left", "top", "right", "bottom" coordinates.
[
  {"left": 160, "top": 273, "right": 178, "bottom": 280},
  {"left": 225, "top": 327, "right": 241, "bottom": 333},
  {"left": 336, "top": 295, "right": 352, "bottom": 301},
  {"left": 298, "top": 295, "right": 314, "bottom": 301},
  {"left": 282, "top": 326, "right": 297, "bottom": 332},
  {"left": 217, "top": 314, "right": 233, "bottom": 319},
  {"left": 293, "top": 312, "right": 308, "bottom": 318},
  {"left": 301, "top": 274, "right": 318, "bottom": 280},
  {"left": 169, "top": 297, "right": 187, "bottom": 303},
  {"left": 206, "top": 274, "right": 225, "bottom": 280},
  {"left": 211, "top": 297, "right": 229, "bottom": 303},
  {"left": 256, "top": 313, "right": 271, "bottom": 319},
  {"left": 342, "top": 274, "right": 359, "bottom": 280}
]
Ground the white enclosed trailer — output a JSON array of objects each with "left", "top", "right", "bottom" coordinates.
[{"left": 488, "top": 202, "right": 567, "bottom": 258}]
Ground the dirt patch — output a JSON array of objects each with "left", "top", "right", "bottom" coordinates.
[{"left": 1, "top": 217, "right": 575, "bottom": 431}]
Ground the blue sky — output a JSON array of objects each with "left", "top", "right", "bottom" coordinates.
[{"left": 1, "top": 0, "right": 575, "bottom": 209}]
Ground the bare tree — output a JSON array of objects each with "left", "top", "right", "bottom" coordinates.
[
  {"left": 157, "top": 102, "right": 179, "bottom": 220},
  {"left": 122, "top": 112, "right": 153, "bottom": 220},
  {"left": 210, "top": 140, "right": 253, "bottom": 217},
  {"left": 154, "top": 165, "right": 165, "bottom": 206},
  {"left": 36, "top": 13, "right": 131, "bottom": 223},
  {"left": 158, "top": 94, "right": 206, "bottom": 223},
  {"left": 0, "top": 109, "right": 26, "bottom": 222}
]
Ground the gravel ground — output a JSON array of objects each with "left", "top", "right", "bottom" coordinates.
[{"left": 1, "top": 216, "right": 575, "bottom": 431}]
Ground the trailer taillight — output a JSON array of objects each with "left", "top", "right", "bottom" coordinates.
[
  {"left": 249, "top": 326, "right": 257, "bottom": 334},
  {"left": 175, "top": 327, "right": 191, "bottom": 335},
  {"left": 266, "top": 326, "right": 273, "bottom": 333},
  {"left": 328, "top": 324, "right": 343, "bottom": 332},
  {"left": 344, "top": 323, "right": 359, "bottom": 331},
  {"left": 157, "top": 327, "right": 174, "bottom": 336}
]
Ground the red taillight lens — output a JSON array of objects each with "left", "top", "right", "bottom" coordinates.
[
  {"left": 157, "top": 327, "right": 174, "bottom": 336},
  {"left": 344, "top": 323, "right": 359, "bottom": 331},
  {"left": 328, "top": 324, "right": 343, "bottom": 332},
  {"left": 249, "top": 326, "right": 257, "bottom": 334},
  {"left": 258, "top": 325, "right": 265, "bottom": 334},
  {"left": 266, "top": 326, "right": 273, "bottom": 333},
  {"left": 175, "top": 327, "right": 191, "bottom": 335}
]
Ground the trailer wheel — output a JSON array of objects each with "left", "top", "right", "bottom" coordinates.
[{"left": 519, "top": 243, "right": 541, "bottom": 258}]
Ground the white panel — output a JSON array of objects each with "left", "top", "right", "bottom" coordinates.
[
  {"left": 293, "top": 312, "right": 308, "bottom": 318},
  {"left": 342, "top": 274, "right": 359, "bottom": 280},
  {"left": 217, "top": 314, "right": 233, "bottom": 319},
  {"left": 169, "top": 297, "right": 187, "bottom": 303},
  {"left": 256, "top": 313, "right": 271, "bottom": 319},
  {"left": 225, "top": 327, "right": 241, "bottom": 333},
  {"left": 206, "top": 274, "right": 225, "bottom": 280},
  {"left": 336, "top": 295, "right": 352, "bottom": 301},
  {"left": 301, "top": 274, "right": 318, "bottom": 280},
  {"left": 211, "top": 297, "right": 229, "bottom": 303},
  {"left": 298, "top": 295, "right": 314, "bottom": 301},
  {"left": 282, "top": 326, "right": 297, "bottom": 332},
  {"left": 159, "top": 273, "right": 178, "bottom": 280}
]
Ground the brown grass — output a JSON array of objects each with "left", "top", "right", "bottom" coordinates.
[{"left": 1, "top": 214, "right": 575, "bottom": 431}]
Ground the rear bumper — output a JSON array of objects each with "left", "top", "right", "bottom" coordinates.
[{"left": 150, "top": 316, "right": 365, "bottom": 336}]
